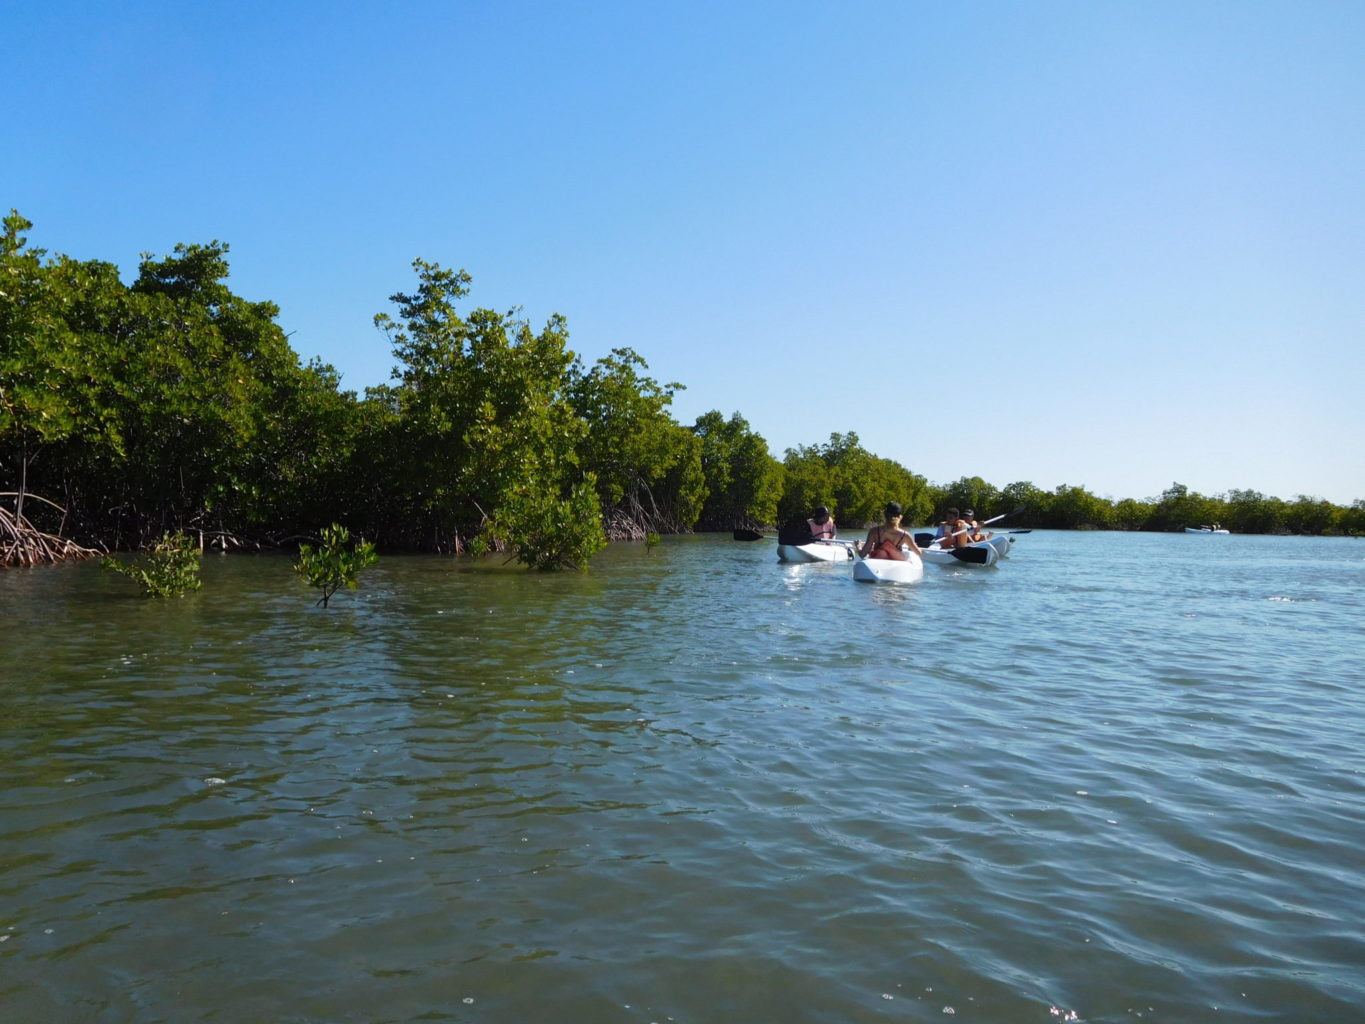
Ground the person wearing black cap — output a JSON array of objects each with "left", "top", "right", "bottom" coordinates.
[
  {"left": 860, "top": 502, "right": 923, "bottom": 560},
  {"left": 807, "top": 505, "right": 837, "bottom": 541},
  {"left": 961, "top": 508, "right": 992, "bottom": 542}
]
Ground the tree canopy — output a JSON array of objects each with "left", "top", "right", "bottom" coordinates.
[{"left": 4, "top": 211, "right": 1360, "bottom": 569}]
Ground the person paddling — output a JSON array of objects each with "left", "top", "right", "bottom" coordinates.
[
  {"left": 936, "top": 507, "right": 970, "bottom": 549},
  {"left": 936, "top": 507, "right": 961, "bottom": 543},
  {"left": 961, "top": 508, "right": 992, "bottom": 542},
  {"left": 860, "top": 502, "right": 923, "bottom": 561}
]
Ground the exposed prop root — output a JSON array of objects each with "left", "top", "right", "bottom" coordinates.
[
  {"left": 0, "top": 494, "right": 100, "bottom": 567},
  {"left": 603, "top": 506, "right": 651, "bottom": 542},
  {"left": 603, "top": 487, "right": 688, "bottom": 541}
]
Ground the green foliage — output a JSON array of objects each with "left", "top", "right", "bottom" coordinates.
[
  {"left": 293, "top": 523, "right": 378, "bottom": 607},
  {"left": 777, "top": 446, "right": 835, "bottom": 524},
  {"left": 817, "top": 432, "right": 880, "bottom": 526},
  {"left": 651, "top": 425, "right": 707, "bottom": 531},
  {"left": 568, "top": 347, "right": 700, "bottom": 532},
  {"left": 1224, "top": 489, "right": 1285, "bottom": 535},
  {"left": 1, "top": 214, "right": 129, "bottom": 517},
  {"left": 375, "top": 259, "right": 594, "bottom": 551},
  {"left": 1110, "top": 498, "right": 1154, "bottom": 531},
  {"left": 693, "top": 410, "right": 784, "bottom": 529},
  {"left": 1, "top": 212, "right": 73, "bottom": 450},
  {"left": 1342, "top": 500, "right": 1365, "bottom": 537},
  {"left": 101, "top": 531, "right": 202, "bottom": 597},
  {"left": 2, "top": 215, "right": 338, "bottom": 545},
  {"left": 1048, "top": 484, "right": 1112, "bottom": 529},
  {"left": 998, "top": 481, "right": 1045, "bottom": 523},
  {"left": 1148, "top": 482, "right": 1218, "bottom": 532},
  {"left": 1284, "top": 495, "right": 1337, "bottom": 536}
]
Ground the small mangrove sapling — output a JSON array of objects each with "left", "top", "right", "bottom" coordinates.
[{"left": 293, "top": 524, "right": 378, "bottom": 607}]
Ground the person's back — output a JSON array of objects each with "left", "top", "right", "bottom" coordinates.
[
  {"left": 778, "top": 515, "right": 814, "bottom": 546},
  {"left": 807, "top": 506, "right": 836, "bottom": 541}
]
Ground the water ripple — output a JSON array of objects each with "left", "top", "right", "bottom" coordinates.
[{"left": 3, "top": 535, "right": 1364, "bottom": 1021}]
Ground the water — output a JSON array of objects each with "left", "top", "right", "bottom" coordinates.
[{"left": 2, "top": 531, "right": 1363, "bottom": 1023}]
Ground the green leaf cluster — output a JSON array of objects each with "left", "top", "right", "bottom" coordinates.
[
  {"left": 293, "top": 523, "right": 378, "bottom": 607},
  {"left": 101, "top": 531, "right": 202, "bottom": 597}
]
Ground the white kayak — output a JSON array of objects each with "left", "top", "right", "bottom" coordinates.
[
  {"left": 852, "top": 550, "right": 925, "bottom": 583},
  {"left": 777, "top": 539, "right": 856, "bottom": 563},
  {"left": 1184, "top": 526, "right": 1230, "bottom": 534},
  {"left": 920, "top": 535, "right": 1012, "bottom": 567}
]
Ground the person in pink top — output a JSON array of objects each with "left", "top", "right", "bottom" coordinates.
[{"left": 806, "top": 506, "right": 837, "bottom": 541}]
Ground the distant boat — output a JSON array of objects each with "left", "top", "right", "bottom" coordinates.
[{"left": 1184, "top": 526, "right": 1230, "bottom": 534}]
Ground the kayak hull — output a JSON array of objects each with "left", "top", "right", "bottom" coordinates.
[
  {"left": 853, "top": 552, "right": 925, "bottom": 583},
  {"left": 921, "top": 535, "right": 1011, "bottom": 567},
  {"left": 1184, "top": 527, "right": 1229, "bottom": 534},
  {"left": 778, "top": 540, "right": 855, "bottom": 563}
]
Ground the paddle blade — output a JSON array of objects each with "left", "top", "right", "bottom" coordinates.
[{"left": 913, "top": 532, "right": 936, "bottom": 547}]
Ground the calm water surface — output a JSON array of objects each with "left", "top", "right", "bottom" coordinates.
[{"left": 2, "top": 531, "right": 1363, "bottom": 1023}]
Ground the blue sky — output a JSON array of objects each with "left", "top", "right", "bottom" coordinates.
[{"left": 8, "top": 1, "right": 1363, "bottom": 505}]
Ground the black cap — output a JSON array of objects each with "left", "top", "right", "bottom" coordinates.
[
  {"left": 815, "top": 506, "right": 829, "bottom": 515},
  {"left": 963, "top": 508, "right": 975, "bottom": 517},
  {"left": 884, "top": 502, "right": 902, "bottom": 517}
]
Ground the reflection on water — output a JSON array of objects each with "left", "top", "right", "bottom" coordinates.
[{"left": 2, "top": 533, "right": 1364, "bottom": 1022}]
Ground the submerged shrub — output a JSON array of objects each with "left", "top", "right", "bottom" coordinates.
[
  {"left": 101, "top": 531, "right": 202, "bottom": 597},
  {"left": 483, "top": 477, "right": 607, "bottom": 571}
]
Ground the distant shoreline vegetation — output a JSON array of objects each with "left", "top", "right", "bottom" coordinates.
[{"left": 4, "top": 211, "right": 1362, "bottom": 568}]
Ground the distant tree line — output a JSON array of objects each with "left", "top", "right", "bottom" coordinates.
[
  {"left": 916, "top": 478, "right": 1363, "bottom": 537},
  {"left": 3, "top": 212, "right": 1361, "bottom": 567}
]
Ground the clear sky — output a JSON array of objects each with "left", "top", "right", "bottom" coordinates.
[{"left": 8, "top": 1, "right": 1363, "bottom": 505}]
